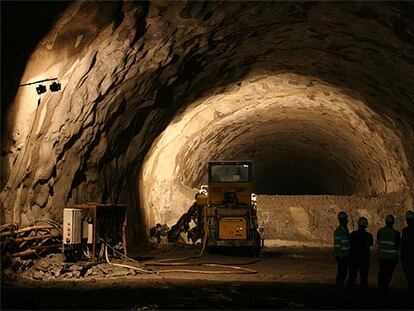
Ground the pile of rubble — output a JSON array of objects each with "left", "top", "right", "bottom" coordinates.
[{"left": 13, "top": 253, "right": 147, "bottom": 281}]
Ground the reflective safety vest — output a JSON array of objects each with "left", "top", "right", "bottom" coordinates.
[
  {"left": 334, "top": 225, "right": 350, "bottom": 257},
  {"left": 378, "top": 227, "right": 399, "bottom": 260}
]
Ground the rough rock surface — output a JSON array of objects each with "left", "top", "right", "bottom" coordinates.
[
  {"left": 1, "top": 1, "right": 414, "bottom": 253},
  {"left": 17, "top": 253, "right": 142, "bottom": 281},
  {"left": 140, "top": 74, "right": 412, "bottom": 228},
  {"left": 256, "top": 193, "right": 409, "bottom": 244}
]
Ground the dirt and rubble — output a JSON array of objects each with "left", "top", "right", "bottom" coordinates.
[
  {"left": 2, "top": 241, "right": 411, "bottom": 284},
  {"left": 2, "top": 243, "right": 413, "bottom": 310},
  {"left": 2, "top": 253, "right": 145, "bottom": 283},
  {"left": 2, "top": 241, "right": 199, "bottom": 285},
  {"left": 27, "top": 254, "right": 147, "bottom": 280}
]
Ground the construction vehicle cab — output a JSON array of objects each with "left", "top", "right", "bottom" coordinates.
[{"left": 199, "top": 161, "right": 260, "bottom": 255}]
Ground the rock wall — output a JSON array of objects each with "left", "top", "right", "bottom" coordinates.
[
  {"left": 140, "top": 73, "right": 412, "bottom": 228},
  {"left": 1, "top": 1, "right": 414, "bottom": 253},
  {"left": 257, "top": 192, "right": 411, "bottom": 245}
]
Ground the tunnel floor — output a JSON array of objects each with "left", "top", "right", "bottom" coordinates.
[{"left": 2, "top": 245, "right": 413, "bottom": 310}]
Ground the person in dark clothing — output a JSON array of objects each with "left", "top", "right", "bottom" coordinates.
[
  {"left": 333, "top": 211, "right": 350, "bottom": 289},
  {"left": 401, "top": 210, "right": 414, "bottom": 294},
  {"left": 347, "top": 217, "right": 374, "bottom": 290},
  {"left": 377, "top": 214, "right": 400, "bottom": 295}
]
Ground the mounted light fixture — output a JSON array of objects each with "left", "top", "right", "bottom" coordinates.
[
  {"left": 49, "top": 81, "right": 61, "bottom": 92},
  {"left": 19, "top": 77, "right": 62, "bottom": 95},
  {"left": 36, "top": 84, "right": 47, "bottom": 95}
]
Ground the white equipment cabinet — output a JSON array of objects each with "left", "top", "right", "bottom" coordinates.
[{"left": 63, "top": 208, "right": 83, "bottom": 261}]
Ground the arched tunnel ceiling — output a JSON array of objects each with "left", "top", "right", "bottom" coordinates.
[
  {"left": 140, "top": 73, "right": 410, "bottom": 226},
  {"left": 1, "top": 1, "right": 414, "bottom": 246}
]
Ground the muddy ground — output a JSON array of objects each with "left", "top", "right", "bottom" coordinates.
[{"left": 1, "top": 243, "right": 413, "bottom": 310}]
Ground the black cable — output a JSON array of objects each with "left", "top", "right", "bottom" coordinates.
[{"left": 19, "top": 78, "right": 58, "bottom": 87}]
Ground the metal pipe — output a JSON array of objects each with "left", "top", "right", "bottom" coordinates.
[{"left": 19, "top": 78, "right": 58, "bottom": 87}]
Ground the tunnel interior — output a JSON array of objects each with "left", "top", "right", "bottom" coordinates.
[
  {"left": 140, "top": 73, "right": 411, "bottom": 242},
  {"left": 1, "top": 1, "right": 414, "bottom": 251},
  {"left": 3, "top": 2, "right": 414, "bottom": 310}
]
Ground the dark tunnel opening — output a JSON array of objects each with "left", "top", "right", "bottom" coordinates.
[
  {"left": 188, "top": 149, "right": 356, "bottom": 196},
  {"left": 252, "top": 157, "right": 353, "bottom": 196}
]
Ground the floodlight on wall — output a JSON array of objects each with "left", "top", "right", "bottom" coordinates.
[
  {"left": 36, "top": 84, "right": 47, "bottom": 95},
  {"left": 49, "top": 81, "right": 61, "bottom": 92},
  {"left": 19, "top": 77, "right": 62, "bottom": 95}
]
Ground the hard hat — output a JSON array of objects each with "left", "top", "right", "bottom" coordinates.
[
  {"left": 406, "top": 210, "right": 414, "bottom": 220},
  {"left": 385, "top": 214, "right": 395, "bottom": 224},
  {"left": 358, "top": 217, "right": 368, "bottom": 227},
  {"left": 337, "top": 211, "right": 348, "bottom": 220}
]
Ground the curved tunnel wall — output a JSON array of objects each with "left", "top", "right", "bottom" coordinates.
[
  {"left": 140, "top": 73, "right": 410, "bottom": 231},
  {"left": 1, "top": 1, "right": 414, "bottom": 251}
]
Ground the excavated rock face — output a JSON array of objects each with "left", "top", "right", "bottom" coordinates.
[
  {"left": 2, "top": 1, "right": 414, "bottom": 250},
  {"left": 140, "top": 73, "right": 411, "bottom": 228}
]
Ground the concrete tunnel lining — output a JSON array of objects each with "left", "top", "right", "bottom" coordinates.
[{"left": 1, "top": 1, "right": 414, "bottom": 252}]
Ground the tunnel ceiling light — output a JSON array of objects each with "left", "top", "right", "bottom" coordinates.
[{"left": 36, "top": 84, "right": 47, "bottom": 95}]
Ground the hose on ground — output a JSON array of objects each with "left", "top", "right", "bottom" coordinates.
[
  {"left": 104, "top": 243, "right": 157, "bottom": 274},
  {"left": 154, "top": 267, "right": 256, "bottom": 274},
  {"left": 101, "top": 239, "right": 257, "bottom": 275},
  {"left": 101, "top": 203, "right": 259, "bottom": 275},
  {"left": 147, "top": 259, "right": 260, "bottom": 267}
]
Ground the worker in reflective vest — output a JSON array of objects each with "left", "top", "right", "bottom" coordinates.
[
  {"left": 377, "top": 214, "right": 400, "bottom": 295},
  {"left": 334, "top": 211, "right": 350, "bottom": 289}
]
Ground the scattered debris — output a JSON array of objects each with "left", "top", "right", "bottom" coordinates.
[
  {"left": 14, "top": 253, "right": 147, "bottom": 281},
  {"left": 0, "top": 217, "right": 150, "bottom": 283}
]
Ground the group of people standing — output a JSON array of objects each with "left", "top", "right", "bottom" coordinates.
[{"left": 334, "top": 210, "right": 414, "bottom": 294}]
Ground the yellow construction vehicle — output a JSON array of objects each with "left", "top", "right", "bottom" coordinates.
[{"left": 196, "top": 161, "right": 261, "bottom": 255}]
